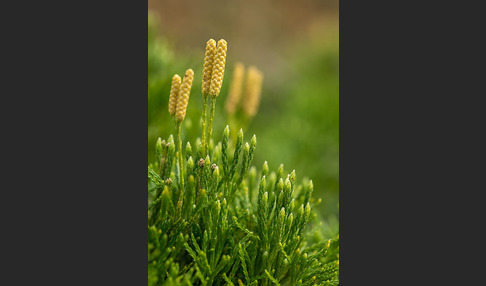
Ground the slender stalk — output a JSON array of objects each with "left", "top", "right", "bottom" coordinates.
[
  {"left": 176, "top": 122, "right": 185, "bottom": 192},
  {"left": 207, "top": 97, "right": 217, "bottom": 155},
  {"left": 201, "top": 95, "right": 208, "bottom": 156}
]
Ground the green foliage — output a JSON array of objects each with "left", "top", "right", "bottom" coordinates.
[{"left": 149, "top": 121, "right": 339, "bottom": 285}]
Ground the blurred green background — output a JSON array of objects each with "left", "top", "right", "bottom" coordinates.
[{"left": 148, "top": 0, "right": 338, "bottom": 225}]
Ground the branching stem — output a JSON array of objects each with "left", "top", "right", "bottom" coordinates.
[
  {"left": 201, "top": 95, "right": 208, "bottom": 156},
  {"left": 176, "top": 122, "right": 185, "bottom": 192},
  {"left": 207, "top": 97, "right": 217, "bottom": 155}
]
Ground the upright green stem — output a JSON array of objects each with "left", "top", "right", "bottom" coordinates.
[
  {"left": 207, "top": 97, "right": 217, "bottom": 155},
  {"left": 201, "top": 95, "right": 208, "bottom": 156},
  {"left": 176, "top": 122, "right": 185, "bottom": 192}
]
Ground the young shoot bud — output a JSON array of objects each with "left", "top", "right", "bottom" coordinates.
[
  {"left": 248, "top": 135, "right": 257, "bottom": 165},
  {"left": 259, "top": 175, "right": 266, "bottom": 194},
  {"left": 277, "top": 178, "right": 284, "bottom": 191},
  {"left": 262, "top": 161, "right": 269, "bottom": 176},
  {"left": 289, "top": 170, "right": 296, "bottom": 184},
  {"left": 187, "top": 156, "right": 194, "bottom": 172},
  {"left": 223, "top": 125, "right": 230, "bottom": 140},
  {"left": 279, "top": 207, "right": 286, "bottom": 222},
  {"left": 216, "top": 200, "right": 221, "bottom": 214},
  {"left": 305, "top": 202, "right": 311, "bottom": 220},
  {"left": 277, "top": 190, "right": 284, "bottom": 207},
  {"left": 237, "top": 142, "right": 251, "bottom": 183},
  {"left": 277, "top": 164, "right": 284, "bottom": 180},
  {"left": 284, "top": 178, "right": 292, "bottom": 193},
  {"left": 287, "top": 213, "right": 293, "bottom": 228},
  {"left": 185, "top": 142, "right": 192, "bottom": 157},
  {"left": 168, "top": 138, "right": 175, "bottom": 155},
  {"left": 204, "top": 155, "right": 211, "bottom": 169},
  {"left": 243, "top": 142, "right": 250, "bottom": 158},
  {"left": 298, "top": 204, "right": 304, "bottom": 218},
  {"left": 187, "top": 175, "right": 195, "bottom": 191},
  {"left": 237, "top": 128, "right": 244, "bottom": 146},
  {"left": 212, "top": 164, "right": 220, "bottom": 181},
  {"left": 250, "top": 134, "right": 257, "bottom": 149},
  {"left": 156, "top": 137, "right": 163, "bottom": 160},
  {"left": 305, "top": 179, "right": 314, "bottom": 205}
]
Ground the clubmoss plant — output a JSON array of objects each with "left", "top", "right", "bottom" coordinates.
[
  {"left": 148, "top": 39, "right": 339, "bottom": 286},
  {"left": 201, "top": 39, "right": 217, "bottom": 155},
  {"left": 201, "top": 39, "right": 227, "bottom": 156},
  {"left": 168, "top": 69, "right": 194, "bottom": 192}
]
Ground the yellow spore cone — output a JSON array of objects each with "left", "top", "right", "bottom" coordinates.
[
  {"left": 176, "top": 69, "right": 194, "bottom": 122},
  {"left": 168, "top": 74, "right": 181, "bottom": 118},
  {"left": 202, "top": 39, "right": 217, "bottom": 97},
  {"left": 209, "top": 39, "right": 227, "bottom": 98}
]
